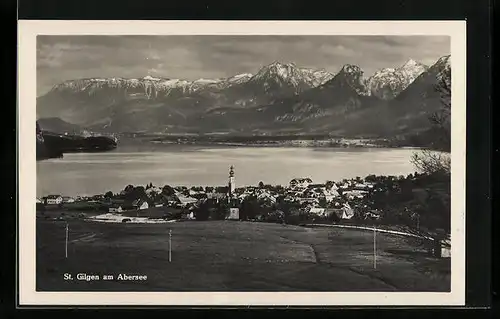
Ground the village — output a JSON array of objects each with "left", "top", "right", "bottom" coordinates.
[{"left": 37, "top": 165, "right": 431, "bottom": 227}]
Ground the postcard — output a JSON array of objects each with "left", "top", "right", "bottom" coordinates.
[{"left": 18, "top": 20, "right": 466, "bottom": 306}]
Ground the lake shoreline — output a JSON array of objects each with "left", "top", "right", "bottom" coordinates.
[
  {"left": 37, "top": 146, "right": 420, "bottom": 198},
  {"left": 151, "top": 141, "right": 422, "bottom": 150},
  {"left": 146, "top": 139, "right": 423, "bottom": 150},
  {"left": 108, "top": 133, "right": 426, "bottom": 150}
]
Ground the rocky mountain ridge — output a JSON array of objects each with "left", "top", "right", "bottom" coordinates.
[
  {"left": 37, "top": 55, "right": 451, "bottom": 137},
  {"left": 366, "top": 59, "right": 429, "bottom": 100}
]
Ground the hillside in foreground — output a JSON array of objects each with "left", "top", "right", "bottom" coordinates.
[{"left": 36, "top": 220, "right": 449, "bottom": 292}]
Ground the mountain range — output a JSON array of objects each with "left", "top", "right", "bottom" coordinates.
[{"left": 36, "top": 55, "right": 450, "bottom": 138}]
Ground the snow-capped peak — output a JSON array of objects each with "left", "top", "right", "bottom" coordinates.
[
  {"left": 367, "top": 58, "right": 428, "bottom": 100},
  {"left": 231, "top": 73, "right": 253, "bottom": 79},
  {"left": 398, "top": 59, "right": 428, "bottom": 73},
  {"left": 251, "top": 61, "right": 304, "bottom": 85},
  {"left": 340, "top": 64, "right": 364, "bottom": 75},
  {"left": 268, "top": 61, "right": 295, "bottom": 68},
  {"left": 193, "top": 78, "right": 221, "bottom": 84},
  {"left": 300, "top": 67, "right": 335, "bottom": 87},
  {"left": 225, "top": 73, "right": 253, "bottom": 85},
  {"left": 401, "top": 59, "right": 419, "bottom": 68},
  {"left": 258, "top": 61, "right": 299, "bottom": 75}
]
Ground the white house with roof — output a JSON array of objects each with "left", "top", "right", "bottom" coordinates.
[
  {"left": 326, "top": 203, "right": 355, "bottom": 220},
  {"left": 109, "top": 205, "right": 123, "bottom": 213},
  {"left": 238, "top": 192, "right": 251, "bottom": 200},
  {"left": 340, "top": 203, "right": 355, "bottom": 219},
  {"left": 206, "top": 192, "right": 226, "bottom": 203},
  {"left": 176, "top": 194, "right": 198, "bottom": 207},
  {"left": 342, "top": 190, "right": 367, "bottom": 200},
  {"left": 188, "top": 189, "right": 199, "bottom": 197},
  {"left": 339, "top": 183, "right": 350, "bottom": 189},
  {"left": 257, "top": 191, "right": 277, "bottom": 204},
  {"left": 323, "top": 188, "right": 340, "bottom": 202},
  {"left": 45, "top": 195, "right": 63, "bottom": 205},
  {"left": 289, "top": 178, "right": 313, "bottom": 189},
  {"left": 298, "top": 197, "right": 319, "bottom": 205},
  {"left": 325, "top": 183, "right": 340, "bottom": 191},
  {"left": 308, "top": 207, "right": 326, "bottom": 217},
  {"left": 132, "top": 199, "right": 149, "bottom": 210},
  {"left": 256, "top": 189, "right": 271, "bottom": 197},
  {"left": 346, "top": 189, "right": 369, "bottom": 196},
  {"left": 62, "top": 196, "right": 75, "bottom": 203},
  {"left": 354, "top": 183, "right": 372, "bottom": 191}
]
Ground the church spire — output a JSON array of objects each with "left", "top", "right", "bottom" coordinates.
[{"left": 228, "top": 165, "right": 235, "bottom": 197}]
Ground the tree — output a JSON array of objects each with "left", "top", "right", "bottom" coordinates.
[
  {"left": 162, "top": 185, "right": 175, "bottom": 196},
  {"left": 124, "top": 186, "right": 147, "bottom": 201},
  {"left": 195, "top": 200, "right": 211, "bottom": 221},
  {"left": 240, "top": 195, "right": 260, "bottom": 220},
  {"left": 216, "top": 186, "right": 228, "bottom": 193},
  {"left": 428, "top": 72, "right": 451, "bottom": 152},
  {"left": 124, "top": 184, "right": 134, "bottom": 193},
  {"left": 411, "top": 70, "right": 451, "bottom": 175},
  {"left": 365, "top": 175, "right": 377, "bottom": 183},
  {"left": 258, "top": 181, "right": 264, "bottom": 188},
  {"left": 214, "top": 201, "right": 230, "bottom": 220},
  {"left": 104, "top": 191, "right": 113, "bottom": 199},
  {"left": 205, "top": 186, "right": 214, "bottom": 193},
  {"left": 411, "top": 150, "right": 451, "bottom": 176}
]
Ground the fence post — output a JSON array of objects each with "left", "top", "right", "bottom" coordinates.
[
  {"left": 169, "top": 229, "right": 172, "bottom": 262},
  {"left": 65, "top": 222, "right": 69, "bottom": 258},
  {"left": 373, "top": 226, "right": 377, "bottom": 269}
]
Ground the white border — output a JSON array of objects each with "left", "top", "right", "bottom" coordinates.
[{"left": 18, "top": 20, "right": 466, "bottom": 306}]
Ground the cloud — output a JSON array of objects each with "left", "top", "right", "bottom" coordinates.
[{"left": 37, "top": 35, "right": 450, "bottom": 96}]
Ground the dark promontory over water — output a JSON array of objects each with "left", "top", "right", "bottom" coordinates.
[{"left": 36, "top": 121, "right": 117, "bottom": 161}]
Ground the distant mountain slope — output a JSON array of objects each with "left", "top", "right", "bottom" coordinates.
[
  {"left": 342, "top": 55, "right": 451, "bottom": 138},
  {"left": 386, "top": 55, "right": 451, "bottom": 134},
  {"left": 36, "top": 56, "right": 450, "bottom": 137},
  {"left": 37, "top": 117, "right": 83, "bottom": 134},
  {"left": 265, "top": 56, "right": 450, "bottom": 137},
  {"left": 266, "top": 64, "right": 386, "bottom": 135},
  {"left": 36, "top": 62, "right": 335, "bottom": 132}
]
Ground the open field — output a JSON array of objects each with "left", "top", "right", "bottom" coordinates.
[{"left": 36, "top": 219, "right": 450, "bottom": 292}]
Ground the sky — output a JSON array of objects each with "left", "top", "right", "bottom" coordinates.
[{"left": 37, "top": 35, "right": 450, "bottom": 96}]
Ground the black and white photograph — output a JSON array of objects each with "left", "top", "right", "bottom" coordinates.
[{"left": 18, "top": 20, "right": 466, "bottom": 306}]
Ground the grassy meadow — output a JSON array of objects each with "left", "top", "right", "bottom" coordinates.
[{"left": 36, "top": 219, "right": 450, "bottom": 292}]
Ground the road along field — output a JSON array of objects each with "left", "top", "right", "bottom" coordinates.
[{"left": 36, "top": 219, "right": 450, "bottom": 292}]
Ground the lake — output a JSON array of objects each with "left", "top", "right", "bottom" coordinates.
[{"left": 36, "top": 145, "right": 419, "bottom": 197}]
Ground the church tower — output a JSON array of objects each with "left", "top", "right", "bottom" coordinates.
[{"left": 228, "top": 165, "right": 235, "bottom": 197}]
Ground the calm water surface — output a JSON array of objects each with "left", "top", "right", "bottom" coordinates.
[{"left": 36, "top": 145, "right": 419, "bottom": 197}]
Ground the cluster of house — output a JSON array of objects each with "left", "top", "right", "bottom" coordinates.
[
  {"left": 246, "top": 177, "right": 376, "bottom": 220},
  {"left": 196, "top": 176, "right": 376, "bottom": 220},
  {"left": 37, "top": 195, "right": 75, "bottom": 205},
  {"left": 36, "top": 190, "right": 198, "bottom": 214},
  {"left": 37, "top": 174, "right": 380, "bottom": 221}
]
